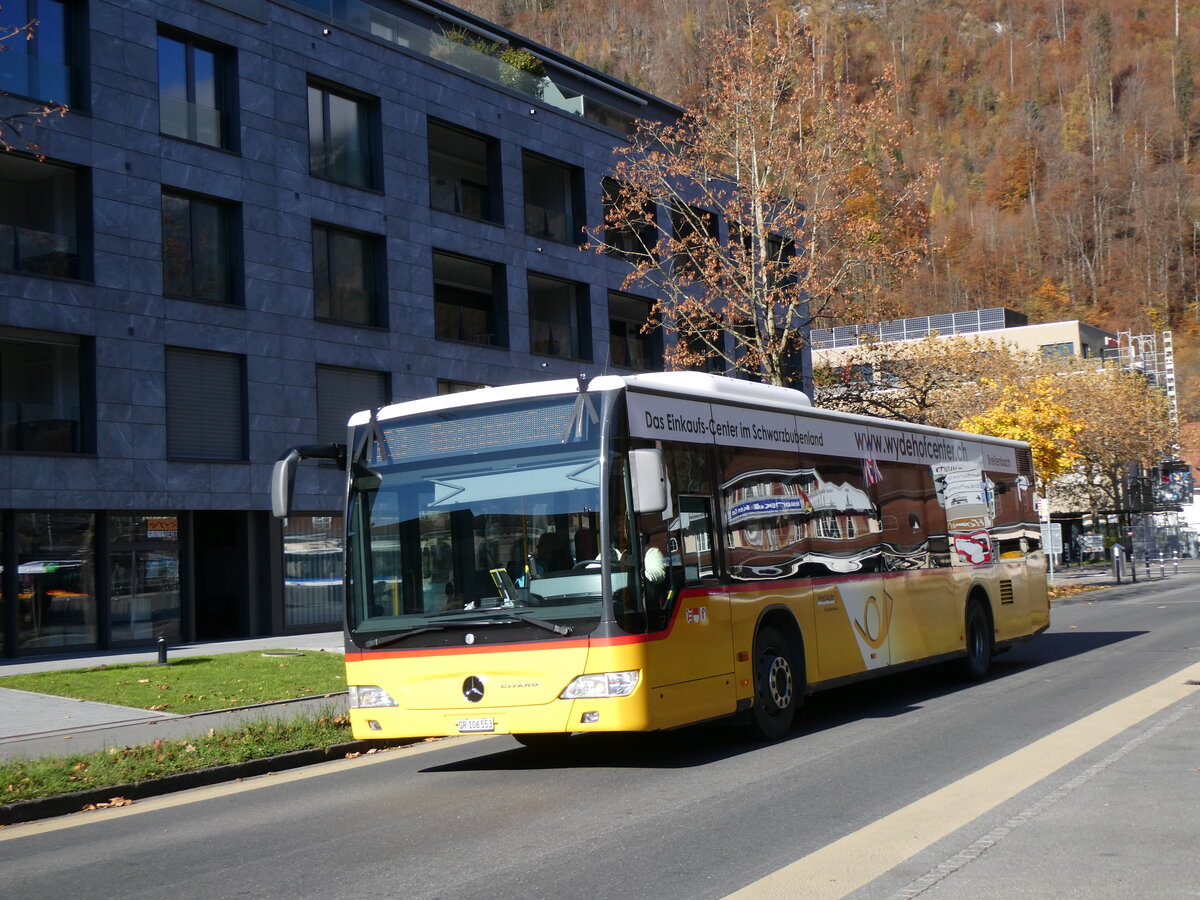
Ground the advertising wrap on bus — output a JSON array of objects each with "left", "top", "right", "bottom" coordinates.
[{"left": 627, "top": 392, "right": 1018, "bottom": 472}]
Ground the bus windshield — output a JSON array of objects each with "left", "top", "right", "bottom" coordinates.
[{"left": 345, "top": 395, "right": 617, "bottom": 645}]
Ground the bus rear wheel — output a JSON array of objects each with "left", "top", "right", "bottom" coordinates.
[
  {"left": 957, "top": 598, "right": 992, "bottom": 681},
  {"left": 749, "top": 625, "right": 798, "bottom": 741}
]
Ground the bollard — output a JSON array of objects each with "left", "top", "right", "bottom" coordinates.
[
  {"left": 156, "top": 636, "right": 169, "bottom": 666},
  {"left": 1145, "top": 556, "right": 1151, "bottom": 581},
  {"left": 1174, "top": 552, "right": 1180, "bottom": 576},
  {"left": 1160, "top": 557, "right": 1166, "bottom": 578}
]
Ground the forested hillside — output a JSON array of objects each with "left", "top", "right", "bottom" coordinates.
[{"left": 462, "top": 0, "right": 1200, "bottom": 417}]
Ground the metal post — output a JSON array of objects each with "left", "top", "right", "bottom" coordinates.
[
  {"left": 156, "top": 636, "right": 168, "bottom": 666},
  {"left": 1113, "top": 546, "right": 1122, "bottom": 584}
]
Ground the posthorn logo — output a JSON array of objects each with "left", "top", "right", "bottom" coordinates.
[{"left": 463, "top": 676, "right": 485, "bottom": 703}]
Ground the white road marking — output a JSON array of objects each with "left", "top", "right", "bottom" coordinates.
[{"left": 725, "top": 660, "right": 1200, "bottom": 900}]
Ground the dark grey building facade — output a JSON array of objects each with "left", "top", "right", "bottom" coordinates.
[{"left": 0, "top": 0, "right": 679, "bottom": 656}]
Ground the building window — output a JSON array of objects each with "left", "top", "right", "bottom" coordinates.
[
  {"left": 0, "top": 0, "right": 79, "bottom": 105},
  {"left": 308, "top": 81, "right": 379, "bottom": 189},
  {"left": 158, "top": 30, "right": 234, "bottom": 149},
  {"left": 312, "top": 223, "right": 384, "bottom": 326},
  {"left": 602, "top": 176, "right": 656, "bottom": 257},
  {"left": 317, "top": 365, "right": 388, "bottom": 444},
  {"left": 523, "top": 152, "right": 582, "bottom": 243},
  {"left": 608, "top": 292, "right": 660, "bottom": 370},
  {"left": 681, "top": 319, "right": 727, "bottom": 374},
  {"left": 671, "top": 203, "right": 719, "bottom": 275},
  {"left": 428, "top": 119, "right": 500, "bottom": 223},
  {"left": 17, "top": 511, "right": 96, "bottom": 650},
  {"left": 109, "top": 515, "right": 182, "bottom": 645},
  {"left": 529, "top": 273, "right": 590, "bottom": 360},
  {"left": 0, "top": 326, "right": 86, "bottom": 453},
  {"left": 162, "top": 190, "right": 239, "bottom": 303},
  {"left": 437, "top": 380, "right": 487, "bottom": 395},
  {"left": 165, "top": 347, "right": 246, "bottom": 460},
  {"left": 1041, "top": 342, "right": 1075, "bottom": 359},
  {"left": 283, "top": 515, "right": 344, "bottom": 627},
  {"left": 0, "top": 153, "right": 85, "bottom": 279},
  {"left": 434, "top": 251, "right": 506, "bottom": 347}
]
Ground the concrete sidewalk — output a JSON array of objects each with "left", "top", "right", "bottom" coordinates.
[{"left": 0, "top": 632, "right": 344, "bottom": 763}]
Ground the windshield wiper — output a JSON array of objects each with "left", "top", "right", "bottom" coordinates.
[
  {"left": 362, "top": 625, "right": 446, "bottom": 649},
  {"left": 428, "top": 608, "right": 573, "bottom": 636}
]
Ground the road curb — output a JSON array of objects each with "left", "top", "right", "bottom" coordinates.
[{"left": 0, "top": 739, "right": 412, "bottom": 827}]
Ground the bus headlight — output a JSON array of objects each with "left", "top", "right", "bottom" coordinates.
[
  {"left": 561, "top": 671, "right": 640, "bottom": 699},
  {"left": 348, "top": 685, "right": 397, "bottom": 708}
]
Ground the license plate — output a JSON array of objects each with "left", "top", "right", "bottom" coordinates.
[{"left": 457, "top": 717, "right": 495, "bottom": 733}]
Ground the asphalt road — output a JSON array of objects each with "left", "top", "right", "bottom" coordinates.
[{"left": 3, "top": 574, "right": 1199, "bottom": 900}]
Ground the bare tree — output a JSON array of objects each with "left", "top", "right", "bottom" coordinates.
[{"left": 592, "top": 1, "right": 934, "bottom": 386}]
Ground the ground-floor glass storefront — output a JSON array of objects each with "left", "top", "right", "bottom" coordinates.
[{"left": 0, "top": 509, "right": 344, "bottom": 658}]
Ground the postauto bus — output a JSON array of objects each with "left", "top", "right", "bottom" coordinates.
[{"left": 272, "top": 372, "right": 1048, "bottom": 747}]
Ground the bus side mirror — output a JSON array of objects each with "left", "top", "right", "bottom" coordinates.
[
  {"left": 272, "top": 449, "right": 302, "bottom": 519},
  {"left": 630, "top": 448, "right": 667, "bottom": 514},
  {"left": 271, "top": 444, "right": 347, "bottom": 518}
]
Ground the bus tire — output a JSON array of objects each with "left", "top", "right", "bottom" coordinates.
[
  {"left": 957, "top": 598, "right": 992, "bottom": 681},
  {"left": 748, "top": 625, "right": 798, "bottom": 741},
  {"left": 513, "top": 733, "right": 571, "bottom": 751}
]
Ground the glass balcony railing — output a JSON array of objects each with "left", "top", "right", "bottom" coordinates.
[
  {"left": 0, "top": 51, "right": 73, "bottom": 106},
  {"left": 291, "top": 0, "right": 638, "bottom": 133},
  {"left": 0, "top": 223, "right": 79, "bottom": 279},
  {"left": 159, "top": 94, "right": 225, "bottom": 147}
]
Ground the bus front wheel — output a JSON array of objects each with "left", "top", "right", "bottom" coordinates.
[{"left": 749, "top": 625, "right": 798, "bottom": 741}]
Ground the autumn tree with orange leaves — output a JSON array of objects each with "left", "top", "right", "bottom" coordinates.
[{"left": 592, "top": 2, "right": 933, "bottom": 387}]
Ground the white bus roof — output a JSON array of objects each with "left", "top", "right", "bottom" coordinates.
[
  {"left": 351, "top": 371, "right": 1026, "bottom": 455},
  {"left": 353, "top": 372, "right": 811, "bottom": 427}
]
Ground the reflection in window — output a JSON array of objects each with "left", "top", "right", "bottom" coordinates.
[
  {"left": 608, "top": 292, "right": 660, "bottom": 370},
  {"left": 162, "top": 190, "right": 237, "bottom": 303},
  {"left": 0, "top": 325, "right": 84, "bottom": 453},
  {"left": 602, "top": 177, "right": 656, "bottom": 258},
  {"left": 0, "top": 0, "right": 75, "bottom": 104},
  {"left": 313, "top": 223, "right": 383, "bottom": 326},
  {"left": 434, "top": 251, "right": 506, "bottom": 347},
  {"left": 528, "top": 273, "right": 589, "bottom": 360},
  {"left": 308, "top": 82, "right": 378, "bottom": 188},
  {"left": 17, "top": 511, "right": 96, "bottom": 650},
  {"left": 428, "top": 119, "right": 500, "bottom": 222},
  {"left": 523, "top": 152, "right": 580, "bottom": 243},
  {"left": 158, "top": 31, "right": 232, "bottom": 148},
  {"left": 110, "top": 515, "right": 181, "bottom": 644},
  {"left": 0, "top": 153, "right": 82, "bottom": 279},
  {"left": 284, "top": 515, "right": 344, "bottom": 627},
  {"left": 721, "top": 451, "right": 880, "bottom": 579}
]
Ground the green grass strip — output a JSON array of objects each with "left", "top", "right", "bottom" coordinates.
[
  {"left": 1, "top": 712, "right": 354, "bottom": 804},
  {"left": 0, "top": 651, "right": 346, "bottom": 714}
]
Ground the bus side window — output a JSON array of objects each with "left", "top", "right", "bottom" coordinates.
[{"left": 676, "top": 496, "right": 717, "bottom": 583}]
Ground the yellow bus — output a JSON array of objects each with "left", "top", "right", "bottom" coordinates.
[{"left": 272, "top": 372, "right": 1048, "bottom": 745}]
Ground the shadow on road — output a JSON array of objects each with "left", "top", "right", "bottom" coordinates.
[{"left": 420, "top": 628, "right": 1147, "bottom": 774}]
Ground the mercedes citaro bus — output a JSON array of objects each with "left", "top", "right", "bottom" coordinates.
[{"left": 272, "top": 372, "right": 1048, "bottom": 746}]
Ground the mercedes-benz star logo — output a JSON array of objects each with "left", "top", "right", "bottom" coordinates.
[{"left": 463, "top": 676, "right": 485, "bottom": 703}]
